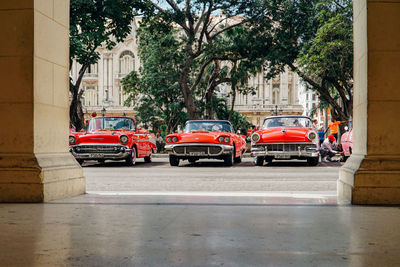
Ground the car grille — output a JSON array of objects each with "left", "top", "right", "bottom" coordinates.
[
  {"left": 173, "top": 146, "right": 222, "bottom": 155},
  {"left": 264, "top": 143, "right": 317, "bottom": 152},
  {"left": 74, "top": 145, "right": 123, "bottom": 153}
]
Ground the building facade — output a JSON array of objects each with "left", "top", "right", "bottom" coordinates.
[
  {"left": 71, "top": 18, "right": 303, "bottom": 126},
  {"left": 70, "top": 19, "right": 141, "bottom": 119}
]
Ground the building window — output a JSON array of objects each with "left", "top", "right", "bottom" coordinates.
[
  {"left": 119, "top": 51, "right": 135, "bottom": 74},
  {"left": 272, "top": 85, "right": 280, "bottom": 105},
  {"left": 83, "top": 86, "right": 98, "bottom": 106},
  {"left": 312, "top": 94, "right": 316, "bottom": 101}
]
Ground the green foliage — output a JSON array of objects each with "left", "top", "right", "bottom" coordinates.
[
  {"left": 70, "top": 0, "right": 145, "bottom": 67},
  {"left": 121, "top": 18, "right": 188, "bottom": 133}
]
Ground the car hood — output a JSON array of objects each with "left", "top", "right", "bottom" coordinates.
[
  {"left": 175, "top": 132, "right": 230, "bottom": 144},
  {"left": 76, "top": 131, "right": 123, "bottom": 144},
  {"left": 258, "top": 128, "right": 312, "bottom": 143}
]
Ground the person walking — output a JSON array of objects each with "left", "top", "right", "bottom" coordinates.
[
  {"left": 320, "top": 134, "right": 338, "bottom": 162},
  {"left": 325, "top": 118, "right": 342, "bottom": 140}
]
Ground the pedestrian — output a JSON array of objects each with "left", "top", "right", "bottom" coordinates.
[
  {"left": 320, "top": 134, "right": 338, "bottom": 162},
  {"left": 325, "top": 118, "right": 342, "bottom": 140},
  {"left": 318, "top": 127, "right": 325, "bottom": 146},
  {"left": 156, "top": 133, "right": 164, "bottom": 153}
]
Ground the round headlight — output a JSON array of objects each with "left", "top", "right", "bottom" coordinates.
[
  {"left": 224, "top": 137, "right": 229, "bottom": 143},
  {"left": 69, "top": 135, "right": 76, "bottom": 145},
  {"left": 218, "top": 137, "right": 224, "bottom": 143},
  {"left": 120, "top": 135, "right": 129, "bottom": 144},
  {"left": 308, "top": 131, "right": 317, "bottom": 140},
  {"left": 167, "top": 137, "right": 172, "bottom": 143},
  {"left": 172, "top": 136, "right": 178, "bottom": 143},
  {"left": 251, "top": 133, "right": 260, "bottom": 143}
]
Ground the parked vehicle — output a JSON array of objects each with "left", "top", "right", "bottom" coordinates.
[
  {"left": 340, "top": 126, "right": 353, "bottom": 161},
  {"left": 69, "top": 116, "right": 156, "bottom": 166},
  {"left": 250, "top": 116, "right": 320, "bottom": 166},
  {"left": 165, "top": 120, "right": 247, "bottom": 166}
]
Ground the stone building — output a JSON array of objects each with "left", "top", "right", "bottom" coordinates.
[{"left": 218, "top": 68, "right": 303, "bottom": 127}]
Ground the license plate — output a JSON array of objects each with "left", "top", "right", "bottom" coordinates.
[
  {"left": 89, "top": 153, "right": 104, "bottom": 158},
  {"left": 189, "top": 152, "right": 205, "bottom": 156},
  {"left": 275, "top": 154, "right": 290, "bottom": 159}
]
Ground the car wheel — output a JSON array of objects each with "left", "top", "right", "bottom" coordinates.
[
  {"left": 307, "top": 157, "right": 319, "bottom": 166},
  {"left": 125, "top": 146, "right": 136, "bottom": 166},
  {"left": 188, "top": 158, "right": 197, "bottom": 163},
  {"left": 98, "top": 159, "right": 105, "bottom": 164},
  {"left": 265, "top": 157, "right": 273, "bottom": 165},
  {"left": 224, "top": 151, "right": 234, "bottom": 166},
  {"left": 169, "top": 155, "right": 180, "bottom": 166},
  {"left": 343, "top": 156, "right": 349, "bottom": 162},
  {"left": 234, "top": 150, "right": 242, "bottom": 163},
  {"left": 144, "top": 152, "right": 152, "bottom": 163},
  {"left": 255, "top": 156, "right": 264, "bottom": 166}
]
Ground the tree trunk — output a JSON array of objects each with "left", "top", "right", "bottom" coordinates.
[
  {"left": 228, "top": 88, "right": 236, "bottom": 121},
  {"left": 70, "top": 63, "right": 88, "bottom": 131}
]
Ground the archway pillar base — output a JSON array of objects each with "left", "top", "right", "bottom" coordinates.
[
  {"left": 339, "top": 154, "right": 400, "bottom": 204},
  {"left": 0, "top": 153, "right": 85, "bottom": 202}
]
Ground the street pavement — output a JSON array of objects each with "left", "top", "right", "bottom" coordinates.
[{"left": 83, "top": 156, "right": 341, "bottom": 193}]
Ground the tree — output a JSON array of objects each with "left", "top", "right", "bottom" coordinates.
[
  {"left": 69, "top": 0, "right": 146, "bottom": 131},
  {"left": 247, "top": 0, "right": 353, "bottom": 121},
  {"left": 142, "top": 0, "right": 263, "bottom": 119},
  {"left": 121, "top": 18, "right": 188, "bottom": 133}
]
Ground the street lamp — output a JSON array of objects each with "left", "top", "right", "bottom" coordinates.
[
  {"left": 101, "top": 107, "right": 106, "bottom": 117},
  {"left": 270, "top": 105, "right": 283, "bottom": 116}
]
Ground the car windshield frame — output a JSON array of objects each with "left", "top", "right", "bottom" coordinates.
[
  {"left": 262, "top": 117, "right": 313, "bottom": 129},
  {"left": 88, "top": 117, "right": 135, "bottom": 131},
  {"left": 184, "top": 121, "right": 233, "bottom": 133}
]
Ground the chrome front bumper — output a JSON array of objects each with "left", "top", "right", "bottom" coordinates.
[
  {"left": 69, "top": 144, "right": 132, "bottom": 160},
  {"left": 165, "top": 143, "right": 233, "bottom": 157},
  {"left": 251, "top": 143, "right": 319, "bottom": 158}
]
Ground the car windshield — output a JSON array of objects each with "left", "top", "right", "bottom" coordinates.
[
  {"left": 263, "top": 117, "right": 312, "bottom": 129},
  {"left": 184, "top": 121, "right": 232, "bottom": 133},
  {"left": 88, "top": 117, "right": 134, "bottom": 131}
]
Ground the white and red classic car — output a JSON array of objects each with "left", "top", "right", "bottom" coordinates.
[
  {"left": 250, "top": 116, "right": 320, "bottom": 166},
  {"left": 69, "top": 116, "right": 156, "bottom": 166},
  {"left": 165, "top": 120, "right": 247, "bottom": 166}
]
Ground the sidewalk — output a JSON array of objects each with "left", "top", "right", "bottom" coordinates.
[{"left": 1, "top": 193, "right": 399, "bottom": 266}]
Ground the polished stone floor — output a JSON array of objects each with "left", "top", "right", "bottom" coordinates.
[{"left": 1, "top": 193, "right": 400, "bottom": 267}]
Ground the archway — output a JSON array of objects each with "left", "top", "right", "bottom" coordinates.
[{"left": 0, "top": 0, "right": 399, "bottom": 204}]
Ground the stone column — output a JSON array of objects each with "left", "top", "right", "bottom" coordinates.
[
  {"left": 0, "top": 0, "right": 85, "bottom": 202},
  {"left": 338, "top": 0, "right": 400, "bottom": 204}
]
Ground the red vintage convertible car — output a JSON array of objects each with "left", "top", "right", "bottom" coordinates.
[
  {"left": 165, "top": 120, "right": 247, "bottom": 166},
  {"left": 69, "top": 116, "right": 156, "bottom": 166},
  {"left": 251, "top": 116, "right": 320, "bottom": 166}
]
